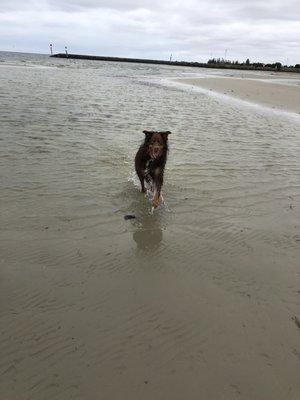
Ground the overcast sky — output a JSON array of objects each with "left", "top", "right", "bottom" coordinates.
[{"left": 0, "top": 0, "right": 299, "bottom": 64}]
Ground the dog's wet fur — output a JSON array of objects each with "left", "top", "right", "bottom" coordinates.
[{"left": 135, "top": 130, "right": 171, "bottom": 208}]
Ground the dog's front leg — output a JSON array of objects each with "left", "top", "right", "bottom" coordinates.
[
  {"left": 137, "top": 169, "right": 146, "bottom": 193},
  {"left": 151, "top": 168, "right": 163, "bottom": 208}
]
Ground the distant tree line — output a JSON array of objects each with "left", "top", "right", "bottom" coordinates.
[{"left": 207, "top": 58, "right": 299, "bottom": 70}]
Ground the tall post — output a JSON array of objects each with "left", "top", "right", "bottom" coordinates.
[
  {"left": 50, "top": 43, "right": 53, "bottom": 55},
  {"left": 65, "top": 46, "right": 68, "bottom": 57}
]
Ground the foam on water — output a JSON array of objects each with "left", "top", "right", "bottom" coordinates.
[{"left": 128, "top": 172, "right": 169, "bottom": 214}]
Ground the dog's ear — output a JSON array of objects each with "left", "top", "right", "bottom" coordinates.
[
  {"left": 161, "top": 131, "right": 171, "bottom": 140},
  {"left": 143, "top": 130, "right": 155, "bottom": 136},
  {"left": 143, "top": 130, "right": 155, "bottom": 142}
]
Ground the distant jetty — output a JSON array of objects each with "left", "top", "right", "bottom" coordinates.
[{"left": 51, "top": 53, "right": 300, "bottom": 73}]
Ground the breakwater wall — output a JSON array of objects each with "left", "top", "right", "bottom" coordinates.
[{"left": 51, "top": 54, "right": 300, "bottom": 73}]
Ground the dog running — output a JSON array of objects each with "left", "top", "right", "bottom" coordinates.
[{"left": 135, "top": 130, "right": 171, "bottom": 208}]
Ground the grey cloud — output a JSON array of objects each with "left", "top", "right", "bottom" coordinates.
[
  {"left": 47, "top": 0, "right": 163, "bottom": 11},
  {"left": 1, "top": 0, "right": 299, "bottom": 21},
  {"left": 0, "top": 0, "right": 163, "bottom": 12},
  {"left": 235, "top": 2, "right": 300, "bottom": 21},
  {"left": 0, "top": 0, "right": 299, "bottom": 64}
]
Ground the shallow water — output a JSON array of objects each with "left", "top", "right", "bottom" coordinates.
[{"left": 1, "top": 52, "right": 300, "bottom": 400}]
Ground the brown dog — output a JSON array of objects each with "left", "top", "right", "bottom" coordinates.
[{"left": 135, "top": 130, "right": 171, "bottom": 208}]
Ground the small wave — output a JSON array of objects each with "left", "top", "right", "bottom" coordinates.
[{"left": 127, "top": 172, "right": 170, "bottom": 213}]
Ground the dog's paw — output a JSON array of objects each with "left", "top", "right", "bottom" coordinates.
[{"left": 151, "top": 196, "right": 160, "bottom": 208}]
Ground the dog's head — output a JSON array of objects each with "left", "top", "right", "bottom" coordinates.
[{"left": 143, "top": 130, "right": 171, "bottom": 160}]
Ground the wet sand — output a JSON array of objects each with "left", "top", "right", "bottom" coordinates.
[
  {"left": 1, "top": 53, "right": 300, "bottom": 400},
  {"left": 175, "top": 75, "right": 300, "bottom": 114}
]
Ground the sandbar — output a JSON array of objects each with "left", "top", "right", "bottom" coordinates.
[{"left": 175, "top": 76, "right": 300, "bottom": 114}]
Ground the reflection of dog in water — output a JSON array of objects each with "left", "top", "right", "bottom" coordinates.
[
  {"left": 135, "top": 130, "right": 171, "bottom": 208},
  {"left": 133, "top": 228, "right": 163, "bottom": 251},
  {"left": 133, "top": 214, "right": 163, "bottom": 251}
]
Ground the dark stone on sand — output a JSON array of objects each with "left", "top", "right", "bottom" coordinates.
[
  {"left": 124, "top": 214, "right": 136, "bottom": 220},
  {"left": 292, "top": 316, "right": 300, "bottom": 329}
]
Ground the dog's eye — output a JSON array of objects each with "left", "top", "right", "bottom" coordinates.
[{"left": 153, "top": 138, "right": 163, "bottom": 144}]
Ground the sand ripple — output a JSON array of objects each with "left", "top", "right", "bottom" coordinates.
[{"left": 1, "top": 53, "right": 300, "bottom": 400}]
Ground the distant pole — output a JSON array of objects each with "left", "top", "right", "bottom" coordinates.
[
  {"left": 65, "top": 46, "right": 68, "bottom": 57},
  {"left": 49, "top": 43, "right": 53, "bottom": 55},
  {"left": 170, "top": 53, "right": 172, "bottom": 62}
]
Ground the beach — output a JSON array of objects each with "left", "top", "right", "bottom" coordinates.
[
  {"left": 1, "top": 53, "right": 300, "bottom": 400},
  {"left": 174, "top": 73, "right": 300, "bottom": 114}
]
